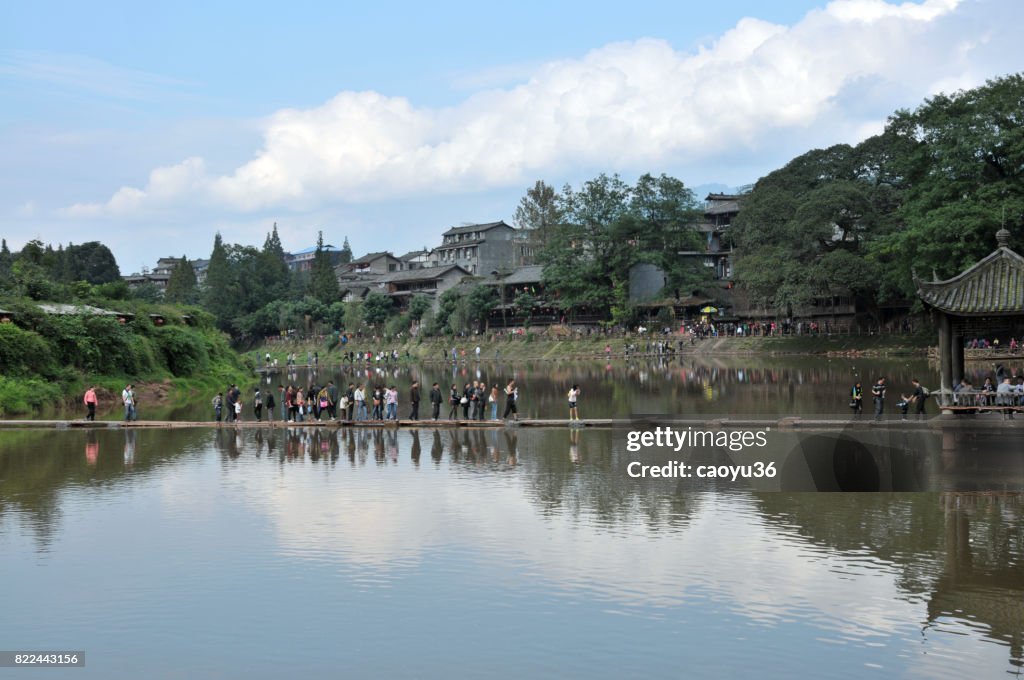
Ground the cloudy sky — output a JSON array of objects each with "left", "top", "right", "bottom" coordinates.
[{"left": 2, "top": 0, "right": 1021, "bottom": 274}]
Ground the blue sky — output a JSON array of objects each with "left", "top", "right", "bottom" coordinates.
[{"left": 2, "top": 0, "right": 1021, "bottom": 273}]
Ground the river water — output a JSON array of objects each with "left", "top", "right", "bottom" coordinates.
[{"left": 1, "top": 424, "right": 1022, "bottom": 678}]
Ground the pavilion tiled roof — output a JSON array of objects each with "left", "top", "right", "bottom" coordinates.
[{"left": 915, "top": 232, "right": 1024, "bottom": 316}]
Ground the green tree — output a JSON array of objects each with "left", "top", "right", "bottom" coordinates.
[
  {"left": 339, "top": 236, "right": 353, "bottom": 264},
  {"left": 630, "top": 173, "right": 706, "bottom": 293},
  {"left": 539, "top": 174, "right": 633, "bottom": 320},
  {"left": 362, "top": 292, "right": 393, "bottom": 329},
  {"left": 514, "top": 180, "right": 562, "bottom": 249},
  {"left": 343, "top": 300, "right": 364, "bottom": 331},
  {"left": 433, "top": 289, "right": 462, "bottom": 334},
  {"left": 202, "top": 233, "right": 235, "bottom": 330},
  {"left": 731, "top": 144, "right": 889, "bottom": 314},
  {"left": 165, "top": 256, "right": 198, "bottom": 304},
  {"left": 76, "top": 242, "right": 121, "bottom": 284},
  {"left": 407, "top": 294, "right": 432, "bottom": 322},
  {"left": 465, "top": 285, "right": 498, "bottom": 330},
  {"left": 513, "top": 291, "right": 536, "bottom": 325},
  {"left": 258, "top": 223, "right": 291, "bottom": 302},
  {"left": 308, "top": 231, "right": 340, "bottom": 304},
  {"left": 130, "top": 281, "right": 164, "bottom": 303},
  {"left": 0, "top": 239, "right": 13, "bottom": 289},
  {"left": 869, "top": 74, "right": 1024, "bottom": 298}
]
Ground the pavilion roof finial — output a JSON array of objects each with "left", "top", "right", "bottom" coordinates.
[{"left": 996, "top": 227, "right": 1011, "bottom": 249}]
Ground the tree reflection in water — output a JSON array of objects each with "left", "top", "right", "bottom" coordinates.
[{"left": 1, "top": 428, "right": 1022, "bottom": 671}]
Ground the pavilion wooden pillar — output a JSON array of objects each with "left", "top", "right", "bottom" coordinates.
[
  {"left": 938, "top": 312, "right": 953, "bottom": 406},
  {"left": 951, "top": 323, "right": 964, "bottom": 387}
]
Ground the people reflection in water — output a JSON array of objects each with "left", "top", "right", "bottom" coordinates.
[
  {"left": 569, "top": 427, "right": 580, "bottom": 463},
  {"left": 387, "top": 429, "right": 399, "bottom": 462},
  {"left": 431, "top": 430, "right": 443, "bottom": 465},
  {"left": 123, "top": 430, "right": 136, "bottom": 467},
  {"left": 85, "top": 433, "right": 99, "bottom": 465},
  {"left": 410, "top": 430, "right": 421, "bottom": 467},
  {"left": 504, "top": 430, "right": 518, "bottom": 465}
]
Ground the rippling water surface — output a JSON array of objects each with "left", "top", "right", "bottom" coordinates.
[{"left": 1, "top": 428, "right": 1021, "bottom": 678}]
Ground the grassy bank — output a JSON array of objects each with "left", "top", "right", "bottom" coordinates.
[
  {"left": 0, "top": 301, "right": 253, "bottom": 417},
  {"left": 252, "top": 330, "right": 934, "bottom": 365}
]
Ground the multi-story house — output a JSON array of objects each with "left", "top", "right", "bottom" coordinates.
[{"left": 430, "top": 221, "right": 523, "bottom": 275}]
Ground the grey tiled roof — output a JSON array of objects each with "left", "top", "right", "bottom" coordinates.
[
  {"left": 916, "top": 246, "right": 1024, "bottom": 316},
  {"left": 499, "top": 265, "right": 544, "bottom": 285},
  {"left": 377, "top": 265, "right": 470, "bottom": 283},
  {"left": 350, "top": 251, "right": 397, "bottom": 264},
  {"left": 442, "top": 221, "right": 512, "bottom": 237}
]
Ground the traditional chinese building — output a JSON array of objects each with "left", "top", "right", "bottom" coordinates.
[{"left": 915, "top": 228, "right": 1024, "bottom": 405}]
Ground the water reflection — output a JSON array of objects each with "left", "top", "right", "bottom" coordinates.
[{"left": 1, "top": 429, "right": 1022, "bottom": 677}]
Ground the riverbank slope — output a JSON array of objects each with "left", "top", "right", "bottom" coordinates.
[
  {"left": 0, "top": 302, "right": 253, "bottom": 417},
  {"left": 252, "top": 331, "right": 935, "bottom": 365}
]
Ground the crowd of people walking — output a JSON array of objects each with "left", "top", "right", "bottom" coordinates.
[{"left": 205, "top": 377, "right": 528, "bottom": 425}]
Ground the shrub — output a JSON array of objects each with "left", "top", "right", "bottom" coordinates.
[
  {"left": 153, "top": 326, "right": 208, "bottom": 377},
  {"left": 0, "top": 323, "right": 54, "bottom": 376}
]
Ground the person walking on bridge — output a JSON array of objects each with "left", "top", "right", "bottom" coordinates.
[
  {"left": 850, "top": 382, "right": 863, "bottom": 416},
  {"left": 871, "top": 377, "right": 886, "bottom": 421},
  {"left": 84, "top": 386, "right": 98, "bottom": 421},
  {"left": 503, "top": 380, "right": 519, "bottom": 421},
  {"left": 429, "top": 382, "right": 442, "bottom": 420}
]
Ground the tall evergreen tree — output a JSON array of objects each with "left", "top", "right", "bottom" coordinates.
[
  {"left": 165, "top": 255, "right": 198, "bottom": 303},
  {"left": 203, "top": 233, "right": 235, "bottom": 329},
  {"left": 514, "top": 180, "right": 562, "bottom": 249},
  {"left": 0, "top": 239, "right": 13, "bottom": 288},
  {"left": 308, "top": 231, "right": 340, "bottom": 304},
  {"left": 258, "top": 222, "right": 291, "bottom": 302},
  {"left": 339, "top": 236, "right": 353, "bottom": 264}
]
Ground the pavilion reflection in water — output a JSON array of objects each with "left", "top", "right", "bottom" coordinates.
[{"left": 930, "top": 493, "right": 1024, "bottom": 670}]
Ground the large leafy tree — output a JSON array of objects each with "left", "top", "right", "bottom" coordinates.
[
  {"left": 869, "top": 73, "right": 1024, "bottom": 298},
  {"left": 465, "top": 284, "right": 498, "bottom": 330},
  {"left": 629, "top": 173, "right": 706, "bottom": 293},
  {"left": 539, "top": 174, "right": 632, "bottom": 319},
  {"left": 731, "top": 143, "right": 893, "bottom": 314},
  {"left": 537, "top": 172, "right": 705, "bottom": 319},
  {"left": 362, "top": 292, "right": 393, "bottom": 329}
]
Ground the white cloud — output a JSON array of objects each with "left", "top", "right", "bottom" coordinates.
[{"left": 69, "top": 0, "right": 1020, "bottom": 217}]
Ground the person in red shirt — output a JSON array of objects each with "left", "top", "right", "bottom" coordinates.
[{"left": 83, "top": 386, "right": 98, "bottom": 421}]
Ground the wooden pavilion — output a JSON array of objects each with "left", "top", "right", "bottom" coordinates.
[{"left": 915, "top": 228, "right": 1024, "bottom": 406}]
